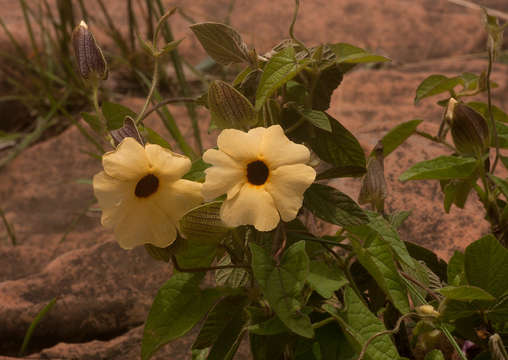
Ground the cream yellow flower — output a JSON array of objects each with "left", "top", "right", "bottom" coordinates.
[
  {"left": 202, "top": 125, "right": 316, "bottom": 231},
  {"left": 93, "top": 137, "right": 203, "bottom": 249}
]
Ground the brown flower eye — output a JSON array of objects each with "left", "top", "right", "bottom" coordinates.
[
  {"left": 135, "top": 174, "right": 159, "bottom": 198},
  {"left": 246, "top": 160, "right": 269, "bottom": 185}
]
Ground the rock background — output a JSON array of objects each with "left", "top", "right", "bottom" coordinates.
[{"left": 1, "top": 0, "right": 508, "bottom": 358}]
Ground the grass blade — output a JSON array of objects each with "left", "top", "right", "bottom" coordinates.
[{"left": 18, "top": 298, "right": 57, "bottom": 356}]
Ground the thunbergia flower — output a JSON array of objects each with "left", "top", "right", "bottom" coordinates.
[
  {"left": 93, "top": 137, "right": 202, "bottom": 249},
  {"left": 202, "top": 125, "right": 316, "bottom": 231}
]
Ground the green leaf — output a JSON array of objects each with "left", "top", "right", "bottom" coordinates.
[
  {"left": 101, "top": 101, "right": 137, "bottom": 131},
  {"left": 465, "top": 234, "right": 508, "bottom": 298},
  {"left": 442, "top": 178, "right": 474, "bottom": 213},
  {"left": 190, "top": 22, "right": 250, "bottom": 65},
  {"left": 447, "top": 250, "right": 465, "bottom": 286},
  {"left": 488, "top": 296, "right": 508, "bottom": 323},
  {"left": 439, "top": 299, "right": 486, "bottom": 321},
  {"left": 310, "top": 62, "right": 343, "bottom": 111},
  {"left": 467, "top": 101, "right": 508, "bottom": 123},
  {"left": 399, "top": 156, "right": 477, "bottom": 182},
  {"left": 424, "top": 349, "right": 445, "bottom": 360},
  {"left": 438, "top": 285, "right": 496, "bottom": 301},
  {"left": 323, "top": 287, "right": 399, "bottom": 360},
  {"left": 248, "top": 315, "right": 289, "bottom": 335},
  {"left": 300, "top": 109, "right": 331, "bottom": 132},
  {"left": 380, "top": 120, "right": 423, "bottom": 157},
  {"left": 255, "top": 46, "right": 308, "bottom": 110},
  {"left": 249, "top": 242, "right": 314, "bottom": 338},
  {"left": 366, "top": 214, "right": 416, "bottom": 269},
  {"left": 307, "top": 261, "right": 348, "bottom": 298},
  {"left": 405, "top": 241, "right": 447, "bottom": 281},
  {"left": 304, "top": 183, "right": 368, "bottom": 227},
  {"left": 495, "top": 121, "right": 508, "bottom": 148},
  {"left": 488, "top": 174, "right": 508, "bottom": 201},
  {"left": 329, "top": 43, "right": 390, "bottom": 64},
  {"left": 158, "top": 38, "right": 183, "bottom": 57},
  {"left": 208, "top": 80, "right": 256, "bottom": 130},
  {"left": 351, "top": 236, "right": 410, "bottom": 314},
  {"left": 141, "top": 273, "right": 223, "bottom": 360},
  {"left": 179, "top": 202, "right": 229, "bottom": 243},
  {"left": 175, "top": 241, "right": 217, "bottom": 269},
  {"left": 308, "top": 114, "right": 366, "bottom": 169},
  {"left": 142, "top": 126, "right": 171, "bottom": 149},
  {"left": 215, "top": 255, "right": 250, "bottom": 288},
  {"left": 183, "top": 158, "right": 211, "bottom": 182},
  {"left": 81, "top": 112, "right": 102, "bottom": 133},
  {"left": 414, "top": 75, "right": 461, "bottom": 104},
  {"left": 193, "top": 295, "right": 248, "bottom": 360}
]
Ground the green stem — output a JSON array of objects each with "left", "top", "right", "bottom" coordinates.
[
  {"left": 289, "top": 0, "right": 311, "bottom": 58},
  {"left": 415, "top": 130, "right": 455, "bottom": 151},
  {"left": 487, "top": 50, "right": 500, "bottom": 173},
  {"left": 285, "top": 116, "right": 306, "bottom": 134},
  {"left": 312, "top": 317, "right": 336, "bottom": 329},
  {"left": 154, "top": 1, "right": 203, "bottom": 153},
  {"left": 439, "top": 325, "right": 468, "bottom": 360},
  {"left": 136, "top": 58, "right": 159, "bottom": 124},
  {"left": 140, "top": 97, "right": 196, "bottom": 122},
  {"left": 0, "top": 207, "right": 16, "bottom": 246}
]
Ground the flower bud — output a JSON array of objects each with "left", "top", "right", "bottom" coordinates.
[
  {"left": 72, "top": 20, "right": 108, "bottom": 81},
  {"left": 416, "top": 304, "right": 440, "bottom": 318},
  {"left": 446, "top": 98, "right": 489, "bottom": 157},
  {"left": 358, "top": 142, "right": 387, "bottom": 212}
]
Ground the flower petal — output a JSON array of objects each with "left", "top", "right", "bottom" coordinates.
[
  {"left": 145, "top": 144, "right": 191, "bottom": 182},
  {"left": 202, "top": 149, "right": 245, "bottom": 201},
  {"left": 220, "top": 184, "right": 280, "bottom": 231},
  {"left": 154, "top": 179, "right": 203, "bottom": 221},
  {"left": 113, "top": 202, "right": 177, "bottom": 249},
  {"left": 93, "top": 171, "right": 135, "bottom": 227},
  {"left": 260, "top": 125, "right": 310, "bottom": 168},
  {"left": 217, "top": 128, "right": 265, "bottom": 162},
  {"left": 265, "top": 163, "right": 316, "bottom": 221},
  {"left": 103, "top": 137, "right": 149, "bottom": 180}
]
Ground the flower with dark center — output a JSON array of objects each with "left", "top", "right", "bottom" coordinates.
[
  {"left": 202, "top": 125, "right": 316, "bottom": 231},
  {"left": 93, "top": 138, "right": 202, "bottom": 249}
]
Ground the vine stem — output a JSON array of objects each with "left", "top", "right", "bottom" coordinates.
[
  {"left": 399, "top": 270, "right": 441, "bottom": 302},
  {"left": 487, "top": 50, "right": 500, "bottom": 173},
  {"left": 140, "top": 97, "right": 196, "bottom": 122},
  {"left": 357, "top": 312, "right": 417, "bottom": 360}
]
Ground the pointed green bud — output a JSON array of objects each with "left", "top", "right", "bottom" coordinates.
[
  {"left": 446, "top": 98, "right": 489, "bottom": 157},
  {"left": 72, "top": 20, "right": 108, "bottom": 81},
  {"left": 358, "top": 142, "right": 387, "bottom": 212}
]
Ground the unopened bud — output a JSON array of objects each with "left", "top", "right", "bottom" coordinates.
[
  {"left": 416, "top": 304, "right": 440, "bottom": 318},
  {"left": 72, "top": 20, "right": 108, "bottom": 81},
  {"left": 358, "top": 142, "right": 387, "bottom": 212},
  {"left": 446, "top": 98, "right": 489, "bottom": 157}
]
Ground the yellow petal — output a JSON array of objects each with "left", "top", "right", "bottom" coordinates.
[
  {"left": 260, "top": 125, "right": 310, "bottom": 168},
  {"left": 154, "top": 179, "right": 203, "bottom": 221},
  {"left": 220, "top": 184, "right": 279, "bottom": 231},
  {"left": 113, "top": 202, "right": 177, "bottom": 249},
  {"left": 217, "top": 128, "right": 265, "bottom": 162},
  {"left": 145, "top": 144, "right": 191, "bottom": 182},
  {"left": 103, "top": 137, "right": 149, "bottom": 180},
  {"left": 265, "top": 164, "right": 316, "bottom": 221},
  {"left": 202, "top": 149, "right": 244, "bottom": 201},
  {"left": 93, "top": 171, "right": 135, "bottom": 227}
]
